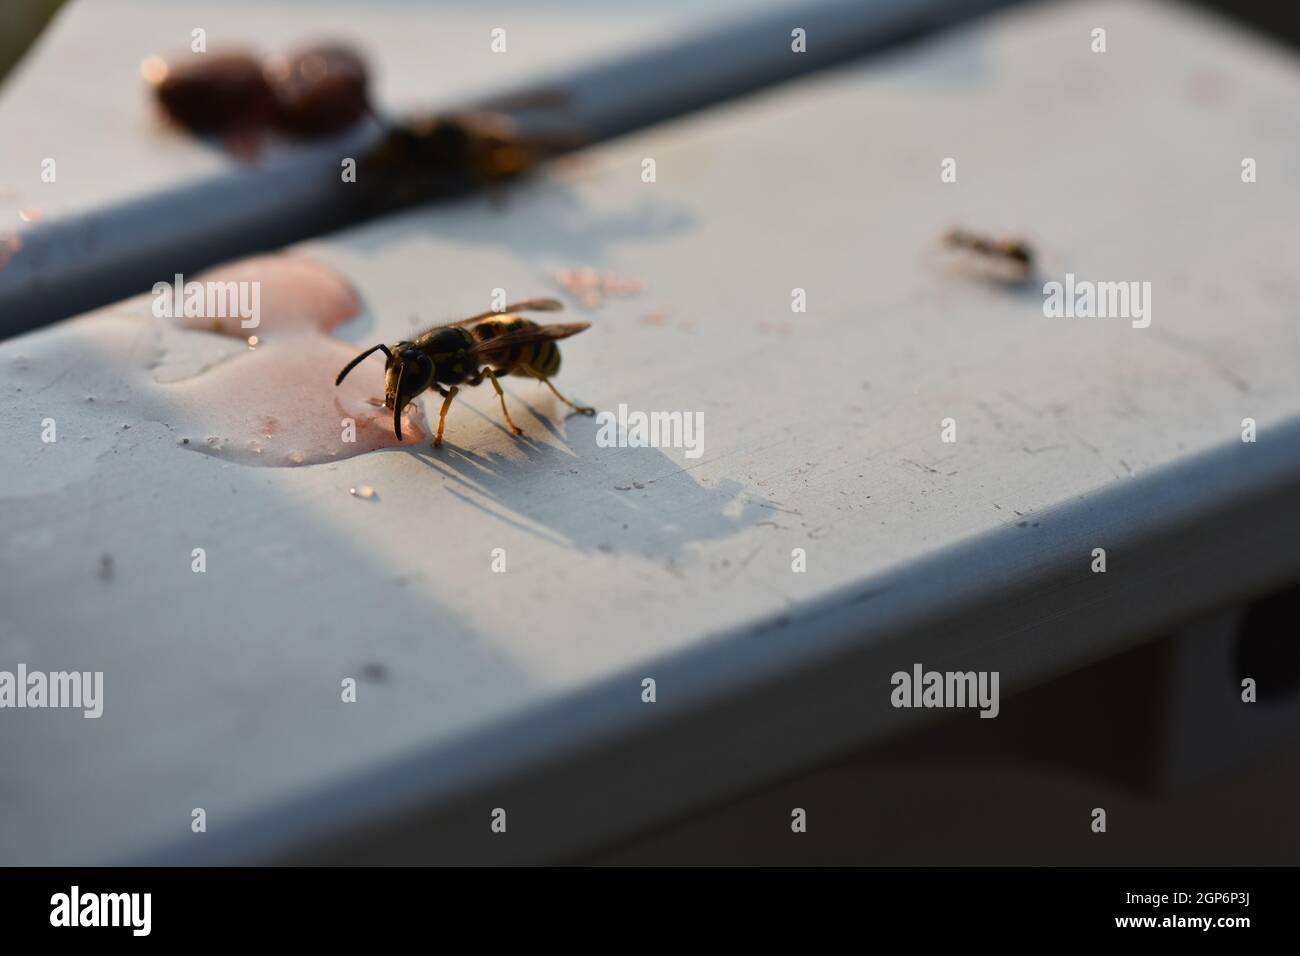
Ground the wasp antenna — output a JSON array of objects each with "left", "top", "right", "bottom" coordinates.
[
  {"left": 392, "top": 362, "right": 406, "bottom": 441},
  {"left": 335, "top": 344, "right": 392, "bottom": 386}
]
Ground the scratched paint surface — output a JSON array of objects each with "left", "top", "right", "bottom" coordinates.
[{"left": 2, "top": 0, "right": 1300, "bottom": 863}]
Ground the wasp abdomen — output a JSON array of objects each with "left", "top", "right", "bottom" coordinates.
[{"left": 472, "top": 317, "right": 561, "bottom": 377}]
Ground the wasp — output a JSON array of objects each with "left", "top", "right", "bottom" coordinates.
[
  {"left": 942, "top": 228, "right": 1035, "bottom": 282},
  {"left": 363, "top": 108, "right": 586, "bottom": 207},
  {"left": 335, "top": 298, "right": 595, "bottom": 447}
]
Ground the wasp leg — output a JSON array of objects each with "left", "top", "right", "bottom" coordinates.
[
  {"left": 481, "top": 368, "right": 524, "bottom": 436},
  {"left": 536, "top": 373, "right": 595, "bottom": 416},
  {"left": 434, "top": 386, "right": 459, "bottom": 448}
]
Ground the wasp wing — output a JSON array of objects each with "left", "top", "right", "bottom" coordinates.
[
  {"left": 446, "top": 298, "right": 565, "bottom": 329},
  {"left": 468, "top": 321, "right": 591, "bottom": 365}
]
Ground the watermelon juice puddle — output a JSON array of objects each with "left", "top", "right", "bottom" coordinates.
[{"left": 159, "top": 255, "right": 425, "bottom": 466}]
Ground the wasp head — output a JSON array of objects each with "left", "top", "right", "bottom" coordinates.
[
  {"left": 335, "top": 341, "right": 433, "bottom": 441},
  {"left": 383, "top": 343, "right": 432, "bottom": 406}
]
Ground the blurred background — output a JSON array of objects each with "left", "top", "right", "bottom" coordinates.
[{"left": 6, "top": 0, "right": 1300, "bottom": 81}]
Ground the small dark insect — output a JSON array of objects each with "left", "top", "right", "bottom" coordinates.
[
  {"left": 265, "top": 45, "right": 370, "bottom": 137},
  {"left": 335, "top": 298, "right": 595, "bottom": 448},
  {"left": 943, "top": 228, "right": 1036, "bottom": 281}
]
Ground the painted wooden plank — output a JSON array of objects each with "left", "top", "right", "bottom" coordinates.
[{"left": 2, "top": 0, "right": 1299, "bottom": 864}]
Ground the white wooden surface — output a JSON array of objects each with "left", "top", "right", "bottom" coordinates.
[{"left": 2, "top": 0, "right": 1300, "bottom": 864}]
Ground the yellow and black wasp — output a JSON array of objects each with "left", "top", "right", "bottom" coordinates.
[{"left": 335, "top": 298, "right": 594, "bottom": 447}]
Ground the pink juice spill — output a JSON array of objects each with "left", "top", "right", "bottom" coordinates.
[
  {"left": 177, "top": 254, "right": 363, "bottom": 337},
  {"left": 162, "top": 254, "right": 426, "bottom": 466}
]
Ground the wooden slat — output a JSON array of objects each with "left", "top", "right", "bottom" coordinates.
[{"left": 1, "top": 0, "right": 1298, "bottom": 864}]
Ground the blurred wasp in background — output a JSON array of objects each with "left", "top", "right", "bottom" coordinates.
[{"left": 363, "top": 95, "right": 587, "bottom": 203}]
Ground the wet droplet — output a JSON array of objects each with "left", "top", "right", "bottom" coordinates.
[
  {"left": 18, "top": 207, "right": 43, "bottom": 224},
  {"left": 247, "top": 335, "right": 259, "bottom": 350},
  {"left": 157, "top": 255, "right": 423, "bottom": 467},
  {"left": 174, "top": 255, "right": 362, "bottom": 339},
  {"left": 139, "top": 55, "right": 169, "bottom": 86},
  {"left": 349, "top": 485, "right": 376, "bottom": 499}
]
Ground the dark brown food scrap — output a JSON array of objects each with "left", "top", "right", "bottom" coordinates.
[
  {"left": 145, "top": 44, "right": 370, "bottom": 140},
  {"left": 146, "top": 52, "right": 274, "bottom": 132},
  {"left": 265, "top": 45, "right": 370, "bottom": 137}
]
